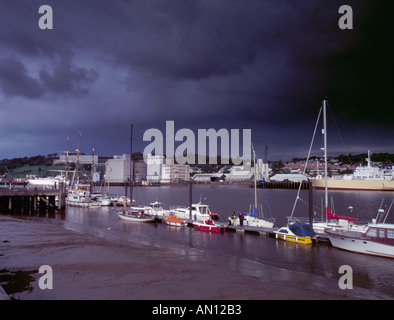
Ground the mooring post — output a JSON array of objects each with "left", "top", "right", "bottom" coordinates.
[
  {"left": 58, "top": 182, "right": 66, "bottom": 210},
  {"left": 189, "top": 179, "right": 192, "bottom": 223}
]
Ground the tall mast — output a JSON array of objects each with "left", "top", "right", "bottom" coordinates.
[
  {"left": 76, "top": 131, "right": 80, "bottom": 186},
  {"left": 130, "top": 124, "right": 133, "bottom": 207},
  {"left": 253, "top": 147, "right": 257, "bottom": 211},
  {"left": 323, "top": 99, "right": 328, "bottom": 211},
  {"left": 65, "top": 136, "right": 69, "bottom": 185}
]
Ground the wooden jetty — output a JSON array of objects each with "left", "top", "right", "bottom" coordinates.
[
  {"left": 0, "top": 183, "right": 66, "bottom": 215},
  {"left": 256, "top": 180, "right": 309, "bottom": 190}
]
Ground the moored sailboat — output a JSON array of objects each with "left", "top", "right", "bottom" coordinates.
[
  {"left": 232, "top": 148, "right": 275, "bottom": 228},
  {"left": 117, "top": 209, "right": 155, "bottom": 223}
]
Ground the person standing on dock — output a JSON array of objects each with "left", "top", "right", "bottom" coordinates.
[{"left": 239, "top": 212, "right": 244, "bottom": 226}]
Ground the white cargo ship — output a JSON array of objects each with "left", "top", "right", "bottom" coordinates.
[{"left": 312, "top": 151, "right": 394, "bottom": 191}]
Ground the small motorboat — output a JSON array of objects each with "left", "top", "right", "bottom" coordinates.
[
  {"left": 163, "top": 215, "right": 187, "bottom": 227},
  {"left": 193, "top": 214, "right": 226, "bottom": 232},
  {"left": 274, "top": 218, "right": 318, "bottom": 244}
]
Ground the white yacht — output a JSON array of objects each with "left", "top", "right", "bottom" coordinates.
[{"left": 171, "top": 202, "right": 212, "bottom": 221}]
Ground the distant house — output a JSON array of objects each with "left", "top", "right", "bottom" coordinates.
[
  {"left": 161, "top": 163, "right": 190, "bottom": 183},
  {"left": 226, "top": 162, "right": 253, "bottom": 181},
  {"left": 192, "top": 173, "right": 213, "bottom": 183}
]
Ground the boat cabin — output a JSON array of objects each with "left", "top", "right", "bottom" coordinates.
[
  {"left": 191, "top": 203, "right": 212, "bottom": 215},
  {"left": 364, "top": 224, "right": 394, "bottom": 245},
  {"left": 289, "top": 222, "right": 316, "bottom": 237}
]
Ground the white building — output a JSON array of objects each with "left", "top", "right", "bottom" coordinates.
[
  {"left": 270, "top": 173, "right": 307, "bottom": 183},
  {"left": 257, "top": 158, "right": 269, "bottom": 180},
  {"left": 105, "top": 154, "right": 131, "bottom": 183},
  {"left": 146, "top": 154, "right": 164, "bottom": 183},
  {"left": 226, "top": 161, "right": 254, "bottom": 181},
  {"left": 146, "top": 154, "right": 190, "bottom": 183},
  {"left": 161, "top": 164, "right": 190, "bottom": 183},
  {"left": 57, "top": 154, "right": 98, "bottom": 165}
]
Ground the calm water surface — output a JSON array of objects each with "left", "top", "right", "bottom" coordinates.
[
  {"left": 56, "top": 184, "right": 394, "bottom": 299},
  {"left": 5, "top": 184, "right": 392, "bottom": 298}
]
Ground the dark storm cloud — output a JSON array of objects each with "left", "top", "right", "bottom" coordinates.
[
  {"left": 39, "top": 59, "right": 98, "bottom": 95},
  {"left": 0, "top": 57, "right": 43, "bottom": 98},
  {"left": 0, "top": 0, "right": 392, "bottom": 159}
]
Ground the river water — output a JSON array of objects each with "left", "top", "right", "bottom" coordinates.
[
  {"left": 50, "top": 184, "right": 394, "bottom": 299},
  {"left": 3, "top": 184, "right": 393, "bottom": 299}
]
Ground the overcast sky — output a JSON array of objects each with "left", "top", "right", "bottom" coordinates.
[{"left": 0, "top": 0, "right": 393, "bottom": 161}]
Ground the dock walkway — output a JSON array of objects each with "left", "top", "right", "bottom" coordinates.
[
  {"left": 226, "top": 225, "right": 276, "bottom": 235},
  {"left": 0, "top": 185, "right": 66, "bottom": 214}
]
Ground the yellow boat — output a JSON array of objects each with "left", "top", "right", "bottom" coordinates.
[{"left": 274, "top": 220, "right": 317, "bottom": 245}]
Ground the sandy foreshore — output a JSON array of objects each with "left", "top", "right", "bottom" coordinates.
[{"left": 0, "top": 215, "right": 370, "bottom": 300}]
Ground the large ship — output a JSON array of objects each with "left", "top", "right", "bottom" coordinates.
[{"left": 312, "top": 151, "right": 394, "bottom": 191}]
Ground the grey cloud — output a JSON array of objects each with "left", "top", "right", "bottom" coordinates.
[
  {"left": 39, "top": 60, "right": 98, "bottom": 95},
  {"left": 0, "top": 57, "right": 43, "bottom": 98}
]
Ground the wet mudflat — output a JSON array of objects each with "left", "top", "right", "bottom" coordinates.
[{"left": 0, "top": 215, "right": 383, "bottom": 300}]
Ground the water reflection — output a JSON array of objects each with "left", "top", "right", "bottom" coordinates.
[{"left": 47, "top": 185, "right": 394, "bottom": 298}]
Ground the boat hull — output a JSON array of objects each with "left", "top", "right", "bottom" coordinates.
[
  {"left": 193, "top": 222, "right": 226, "bottom": 232},
  {"left": 163, "top": 216, "right": 187, "bottom": 227},
  {"left": 326, "top": 230, "right": 394, "bottom": 258},
  {"left": 274, "top": 233, "right": 314, "bottom": 244},
  {"left": 117, "top": 212, "right": 155, "bottom": 223},
  {"left": 312, "top": 178, "right": 394, "bottom": 191},
  {"left": 65, "top": 199, "right": 101, "bottom": 208},
  {"left": 233, "top": 217, "right": 274, "bottom": 228}
]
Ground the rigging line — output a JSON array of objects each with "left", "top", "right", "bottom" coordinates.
[
  {"left": 298, "top": 197, "right": 321, "bottom": 212},
  {"left": 290, "top": 105, "right": 322, "bottom": 218},
  {"left": 261, "top": 178, "right": 273, "bottom": 218},
  {"left": 327, "top": 101, "right": 351, "bottom": 163}
]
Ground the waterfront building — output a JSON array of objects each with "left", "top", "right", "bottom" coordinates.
[
  {"left": 160, "top": 163, "right": 190, "bottom": 183},
  {"left": 133, "top": 161, "right": 147, "bottom": 183},
  {"left": 104, "top": 155, "right": 147, "bottom": 184},
  {"left": 226, "top": 161, "right": 254, "bottom": 182},
  {"left": 146, "top": 154, "right": 164, "bottom": 183},
  {"left": 57, "top": 154, "right": 98, "bottom": 165},
  {"left": 270, "top": 173, "right": 307, "bottom": 183},
  {"left": 257, "top": 158, "right": 269, "bottom": 180},
  {"left": 105, "top": 154, "right": 131, "bottom": 184}
]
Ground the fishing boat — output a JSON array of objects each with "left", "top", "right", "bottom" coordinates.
[
  {"left": 66, "top": 188, "right": 101, "bottom": 208},
  {"left": 326, "top": 202, "right": 394, "bottom": 258},
  {"left": 163, "top": 215, "right": 187, "bottom": 227},
  {"left": 117, "top": 209, "right": 155, "bottom": 223},
  {"left": 193, "top": 214, "right": 226, "bottom": 232},
  {"left": 273, "top": 218, "right": 317, "bottom": 244}
]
